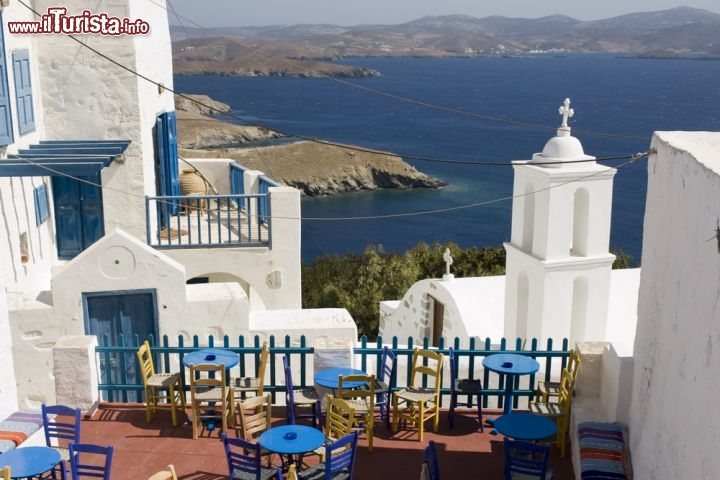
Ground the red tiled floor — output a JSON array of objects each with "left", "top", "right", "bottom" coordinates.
[{"left": 83, "top": 403, "right": 574, "bottom": 479}]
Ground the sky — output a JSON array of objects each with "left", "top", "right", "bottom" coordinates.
[{"left": 167, "top": 0, "right": 720, "bottom": 28}]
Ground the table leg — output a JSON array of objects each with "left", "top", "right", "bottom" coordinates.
[{"left": 503, "top": 374, "right": 515, "bottom": 415}]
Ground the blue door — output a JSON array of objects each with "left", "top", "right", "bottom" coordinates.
[
  {"left": 51, "top": 174, "right": 104, "bottom": 259},
  {"left": 84, "top": 291, "right": 158, "bottom": 402},
  {"left": 155, "top": 111, "right": 180, "bottom": 222}
]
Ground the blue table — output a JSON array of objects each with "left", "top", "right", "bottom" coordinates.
[
  {"left": 493, "top": 413, "right": 557, "bottom": 441},
  {"left": 259, "top": 424, "right": 325, "bottom": 468},
  {"left": 0, "top": 446, "right": 62, "bottom": 479},
  {"left": 314, "top": 367, "right": 366, "bottom": 390},
  {"left": 483, "top": 353, "right": 539, "bottom": 415},
  {"left": 182, "top": 348, "right": 239, "bottom": 369}
]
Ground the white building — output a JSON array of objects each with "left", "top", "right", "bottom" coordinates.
[
  {"left": 0, "top": 0, "right": 356, "bottom": 415},
  {"left": 380, "top": 100, "right": 639, "bottom": 349}
]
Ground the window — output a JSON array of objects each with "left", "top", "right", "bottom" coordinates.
[
  {"left": 34, "top": 183, "right": 49, "bottom": 225},
  {"left": 0, "top": 12, "right": 13, "bottom": 144},
  {"left": 12, "top": 49, "right": 35, "bottom": 135}
]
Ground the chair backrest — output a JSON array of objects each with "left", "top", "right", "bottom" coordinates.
[
  {"left": 42, "top": 403, "right": 82, "bottom": 449},
  {"left": 423, "top": 440, "right": 440, "bottom": 480},
  {"left": 282, "top": 355, "right": 297, "bottom": 423},
  {"left": 286, "top": 464, "right": 299, "bottom": 480},
  {"left": 1, "top": 466, "right": 10, "bottom": 480},
  {"left": 448, "top": 347, "right": 458, "bottom": 391},
  {"left": 256, "top": 341, "right": 270, "bottom": 396},
  {"left": 147, "top": 464, "right": 177, "bottom": 480},
  {"left": 238, "top": 393, "right": 272, "bottom": 441},
  {"left": 190, "top": 363, "right": 226, "bottom": 393},
  {"left": 409, "top": 349, "right": 445, "bottom": 393},
  {"left": 321, "top": 431, "right": 359, "bottom": 479},
  {"left": 324, "top": 395, "right": 356, "bottom": 442},
  {"left": 69, "top": 443, "right": 114, "bottom": 480},
  {"left": 338, "top": 373, "right": 375, "bottom": 411},
  {"left": 222, "top": 432, "right": 265, "bottom": 479},
  {"left": 566, "top": 349, "right": 583, "bottom": 386},
  {"left": 378, "top": 346, "right": 397, "bottom": 388},
  {"left": 503, "top": 438, "right": 550, "bottom": 480},
  {"left": 136, "top": 341, "right": 155, "bottom": 386}
]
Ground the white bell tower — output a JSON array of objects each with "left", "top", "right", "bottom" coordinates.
[{"left": 503, "top": 99, "right": 616, "bottom": 345}]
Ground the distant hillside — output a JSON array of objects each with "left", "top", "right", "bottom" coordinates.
[{"left": 172, "top": 6, "right": 720, "bottom": 73}]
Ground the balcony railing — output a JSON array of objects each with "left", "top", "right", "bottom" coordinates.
[
  {"left": 96, "top": 334, "right": 570, "bottom": 411},
  {"left": 145, "top": 193, "right": 269, "bottom": 248}
]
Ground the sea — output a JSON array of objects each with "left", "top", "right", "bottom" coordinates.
[{"left": 174, "top": 54, "right": 720, "bottom": 264}]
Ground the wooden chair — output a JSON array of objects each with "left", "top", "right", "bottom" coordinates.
[
  {"left": 147, "top": 464, "right": 178, "bottom": 480},
  {"left": 374, "top": 346, "right": 397, "bottom": 428},
  {"left": 237, "top": 393, "right": 274, "bottom": 467},
  {"left": 422, "top": 440, "right": 440, "bottom": 480},
  {"left": 537, "top": 349, "right": 582, "bottom": 402},
  {"left": 391, "top": 348, "right": 445, "bottom": 442},
  {"left": 231, "top": 341, "right": 270, "bottom": 405},
  {"left": 189, "top": 363, "right": 231, "bottom": 439},
  {"left": 221, "top": 433, "right": 278, "bottom": 480},
  {"left": 298, "top": 431, "right": 358, "bottom": 480},
  {"left": 69, "top": 443, "right": 114, "bottom": 480},
  {"left": 503, "top": 438, "right": 553, "bottom": 480},
  {"left": 282, "top": 355, "right": 320, "bottom": 427},
  {"left": 136, "top": 341, "right": 185, "bottom": 426},
  {"left": 447, "top": 347, "right": 484, "bottom": 431},
  {"left": 1, "top": 466, "right": 10, "bottom": 480},
  {"left": 529, "top": 370, "right": 574, "bottom": 457},
  {"left": 308, "top": 395, "right": 356, "bottom": 462},
  {"left": 337, "top": 373, "right": 376, "bottom": 451},
  {"left": 42, "top": 403, "right": 81, "bottom": 479}
]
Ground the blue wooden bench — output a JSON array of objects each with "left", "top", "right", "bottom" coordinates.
[{"left": 0, "top": 410, "right": 44, "bottom": 453}]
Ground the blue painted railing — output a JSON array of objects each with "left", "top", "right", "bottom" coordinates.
[
  {"left": 229, "top": 164, "right": 246, "bottom": 210},
  {"left": 258, "top": 175, "right": 279, "bottom": 225},
  {"left": 145, "top": 193, "right": 269, "bottom": 248},
  {"left": 96, "top": 334, "right": 569, "bottom": 411}
]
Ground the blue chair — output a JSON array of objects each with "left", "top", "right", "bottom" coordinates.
[
  {"left": 503, "top": 438, "right": 553, "bottom": 480},
  {"left": 69, "top": 443, "right": 113, "bottom": 480},
  {"left": 298, "top": 431, "right": 358, "bottom": 480},
  {"left": 283, "top": 355, "right": 320, "bottom": 428},
  {"left": 222, "top": 433, "right": 278, "bottom": 480},
  {"left": 422, "top": 440, "right": 440, "bottom": 480},
  {"left": 42, "top": 404, "right": 81, "bottom": 479},
  {"left": 375, "top": 346, "right": 397, "bottom": 428},
  {"left": 447, "top": 347, "right": 483, "bottom": 431}
]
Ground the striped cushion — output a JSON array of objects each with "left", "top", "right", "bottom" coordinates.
[{"left": 578, "top": 422, "right": 628, "bottom": 480}]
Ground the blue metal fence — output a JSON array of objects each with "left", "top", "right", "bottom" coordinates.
[
  {"left": 258, "top": 175, "right": 279, "bottom": 226},
  {"left": 96, "top": 334, "right": 569, "bottom": 411}
]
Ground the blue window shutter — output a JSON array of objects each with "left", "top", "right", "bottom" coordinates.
[
  {"left": 34, "top": 183, "right": 49, "bottom": 225},
  {"left": 0, "top": 12, "right": 14, "bottom": 145},
  {"left": 12, "top": 49, "right": 34, "bottom": 135},
  {"left": 155, "top": 111, "right": 179, "bottom": 215}
]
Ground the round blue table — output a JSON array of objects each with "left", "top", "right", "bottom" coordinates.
[
  {"left": 182, "top": 348, "right": 240, "bottom": 369},
  {"left": 493, "top": 413, "right": 557, "bottom": 441},
  {"left": 259, "top": 424, "right": 325, "bottom": 469},
  {"left": 314, "top": 367, "right": 366, "bottom": 390},
  {"left": 0, "top": 446, "right": 62, "bottom": 479},
  {"left": 483, "top": 353, "right": 539, "bottom": 415}
]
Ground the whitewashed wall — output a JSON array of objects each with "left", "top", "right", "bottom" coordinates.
[
  {"left": 0, "top": 278, "right": 19, "bottom": 418},
  {"left": 630, "top": 132, "right": 720, "bottom": 479},
  {"left": 34, "top": 0, "right": 175, "bottom": 239}
]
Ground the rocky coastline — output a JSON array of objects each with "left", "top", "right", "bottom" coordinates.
[{"left": 175, "top": 94, "right": 446, "bottom": 196}]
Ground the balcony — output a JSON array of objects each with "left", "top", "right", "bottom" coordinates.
[{"left": 145, "top": 162, "right": 281, "bottom": 249}]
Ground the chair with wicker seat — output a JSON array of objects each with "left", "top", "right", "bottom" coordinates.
[
  {"left": 1, "top": 466, "right": 10, "bottom": 480},
  {"left": 391, "top": 348, "right": 445, "bottom": 442},
  {"left": 283, "top": 355, "right": 320, "bottom": 427},
  {"left": 529, "top": 370, "right": 574, "bottom": 457},
  {"left": 337, "top": 373, "right": 376, "bottom": 451},
  {"left": 307, "top": 395, "right": 356, "bottom": 463},
  {"left": 537, "top": 349, "right": 582, "bottom": 402},
  {"left": 136, "top": 341, "right": 185, "bottom": 427},
  {"left": 238, "top": 393, "right": 275, "bottom": 467},
  {"left": 189, "top": 363, "right": 231, "bottom": 439},
  {"left": 447, "top": 347, "right": 484, "bottom": 431},
  {"left": 231, "top": 341, "right": 270, "bottom": 405}
]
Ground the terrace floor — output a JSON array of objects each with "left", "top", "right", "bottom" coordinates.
[{"left": 81, "top": 403, "right": 574, "bottom": 479}]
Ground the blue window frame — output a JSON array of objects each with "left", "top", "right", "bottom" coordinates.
[
  {"left": 34, "top": 183, "right": 49, "bottom": 225},
  {"left": 0, "top": 12, "right": 14, "bottom": 145},
  {"left": 12, "top": 49, "right": 35, "bottom": 135}
]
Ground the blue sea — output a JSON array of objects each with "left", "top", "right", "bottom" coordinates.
[{"left": 174, "top": 55, "right": 720, "bottom": 263}]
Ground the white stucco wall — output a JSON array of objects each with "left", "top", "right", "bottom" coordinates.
[
  {"left": 630, "top": 132, "right": 720, "bottom": 480},
  {"left": 34, "top": 0, "right": 175, "bottom": 240},
  {"left": 0, "top": 277, "right": 19, "bottom": 418}
]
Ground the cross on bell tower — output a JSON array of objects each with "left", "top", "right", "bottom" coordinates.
[{"left": 503, "top": 98, "right": 617, "bottom": 344}]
